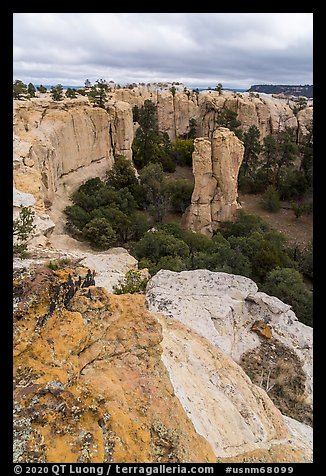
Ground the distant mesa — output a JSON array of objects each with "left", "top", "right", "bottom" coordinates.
[{"left": 247, "top": 84, "right": 313, "bottom": 98}]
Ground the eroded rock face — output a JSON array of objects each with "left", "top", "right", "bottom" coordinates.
[
  {"left": 183, "top": 128, "right": 244, "bottom": 236},
  {"left": 13, "top": 97, "right": 134, "bottom": 233},
  {"left": 146, "top": 270, "right": 313, "bottom": 421},
  {"left": 113, "top": 88, "right": 312, "bottom": 141},
  {"left": 158, "top": 316, "right": 289, "bottom": 459}
]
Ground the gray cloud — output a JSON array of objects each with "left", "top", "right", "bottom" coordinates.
[{"left": 13, "top": 13, "right": 313, "bottom": 88}]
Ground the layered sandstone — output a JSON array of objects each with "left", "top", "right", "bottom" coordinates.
[
  {"left": 13, "top": 97, "right": 134, "bottom": 233},
  {"left": 183, "top": 128, "right": 244, "bottom": 236},
  {"left": 114, "top": 88, "right": 312, "bottom": 141}
]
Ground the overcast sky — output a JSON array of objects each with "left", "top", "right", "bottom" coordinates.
[{"left": 13, "top": 13, "right": 313, "bottom": 89}]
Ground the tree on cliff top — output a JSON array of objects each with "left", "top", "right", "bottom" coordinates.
[
  {"left": 37, "top": 85, "right": 47, "bottom": 93},
  {"left": 13, "top": 80, "right": 28, "bottom": 99},
  {"left": 88, "top": 85, "right": 106, "bottom": 108},
  {"left": 65, "top": 88, "right": 77, "bottom": 99},
  {"left": 215, "top": 83, "right": 223, "bottom": 95},
  {"left": 27, "top": 83, "right": 36, "bottom": 98},
  {"left": 51, "top": 84, "right": 64, "bottom": 101}
]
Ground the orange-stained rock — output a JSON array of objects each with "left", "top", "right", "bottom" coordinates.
[
  {"left": 13, "top": 266, "right": 216, "bottom": 463},
  {"left": 251, "top": 320, "right": 273, "bottom": 339}
]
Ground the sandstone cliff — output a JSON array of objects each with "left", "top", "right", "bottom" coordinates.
[
  {"left": 183, "top": 128, "right": 244, "bottom": 236},
  {"left": 13, "top": 89, "right": 312, "bottom": 242},
  {"left": 114, "top": 88, "right": 312, "bottom": 141},
  {"left": 13, "top": 97, "right": 134, "bottom": 234}
]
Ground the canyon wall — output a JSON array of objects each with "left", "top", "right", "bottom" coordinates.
[
  {"left": 113, "top": 88, "right": 312, "bottom": 141},
  {"left": 13, "top": 96, "right": 134, "bottom": 233},
  {"left": 13, "top": 89, "right": 312, "bottom": 240}
]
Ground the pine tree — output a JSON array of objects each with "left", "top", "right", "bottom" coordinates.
[
  {"left": 37, "top": 85, "right": 47, "bottom": 93},
  {"left": 13, "top": 80, "right": 28, "bottom": 99},
  {"left": 27, "top": 82, "right": 36, "bottom": 98},
  {"left": 51, "top": 84, "right": 64, "bottom": 101}
]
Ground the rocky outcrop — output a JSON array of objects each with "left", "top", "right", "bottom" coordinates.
[
  {"left": 13, "top": 265, "right": 216, "bottom": 463},
  {"left": 146, "top": 270, "right": 313, "bottom": 425},
  {"left": 13, "top": 242, "right": 139, "bottom": 294},
  {"left": 13, "top": 264, "right": 312, "bottom": 463},
  {"left": 158, "top": 315, "right": 311, "bottom": 461},
  {"left": 183, "top": 128, "right": 244, "bottom": 236}
]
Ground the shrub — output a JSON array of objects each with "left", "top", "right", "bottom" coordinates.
[
  {"left": 106, "top": 155, "right": 139, "bottom": 196},
  {"left": 298, "top": 241, "right": 313, "bottom": 280},
  {"left": 82, "top": 218, "right": 117, "bottom": 249},
  {"left": 167, "top": 179, "right": 194, "bottom": 213},
  {"left": 262, "top": 268, "right": 313, "bottom": 326},
  {"left": 219, "top": 210, "right": 270, "bottom": 238},
  {"left": 65, "top": 205, "right": 91, "bottom": 231},
  {"left": 13, "top": 207, "right": 36, "bottom": 257},
  {"left": 47, "top": 261, "right": 59, "bottom": 270},
  {"left": 171, "top": 139, "right": 194, "bottom": 166},
  {"left": 261, "top": 186, "right": 280, "bottom": 212},
  {"left": 51, "top": 84, "right": 64, "bottom": 101},
  {"left": 113, "top": 269, "right": 149, "bottom": 294},
  {"left": 134, "top": 230, "right": 189, "bottom": 263}
]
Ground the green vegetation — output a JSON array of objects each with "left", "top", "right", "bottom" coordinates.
[
  {"left": 65, "top": 87, "right": 77, "bottom": 99},
  {"left": 238, "top": 119, "right": 313, "bottom": 215},
  {"left": 215, "top": 108, "right": 242, "bottom": 139},
  {"left": 132, "top": 100, "right": 194, "bottom": 171},
  {"left": 27, "top": 83, "right": 36, "bottom": 98},
  {"left": 261, "top": 185, "right": 281, "bottom": 212},
  {"left": 13, "top": 207, "right": 36, "bottom": 257},
  {"left": 240, "top": 125, "right": 261, "bottom": 177},
  {"left": 166, "top": 179, "right": 194, "bottom": 213},
  {"left": 262, "top": 268, "right": 312, "bottom": 326},
  {"left": 215, "top": 83, "right": 223, "bottom": 95},
  {"left": 88, "top": 85, "right": 107, "bottom": 108},
  {"left": 13, "top": 80, "right": 28, "bottom": 99},
  {"left": 139, "top": 163, "right": 171, "bottom": 222},
  {"left": 51, "top": 84, "right": 64, "bottom": 101},
  {"left": 37, "top": 85, "right": 47, "bottom": 93},
  {"left": 170, "top": 139, "right": 194, "bottom": 166},
  {"left": 113, "top": 269, "right": 149, "bottom": 294}
]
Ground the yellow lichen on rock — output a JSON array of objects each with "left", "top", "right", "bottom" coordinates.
[{"left": 13, "top": 265, "right": 216, "bottom": 463}]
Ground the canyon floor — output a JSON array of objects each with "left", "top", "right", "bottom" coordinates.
[
  {"left": 165, "top": 166, "right": 313, "bottom": 248},
  {"left": 238, "top": 193, "right": 313, "bottom": 248}
]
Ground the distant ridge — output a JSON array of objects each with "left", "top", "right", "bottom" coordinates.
[{"left": 247, "top": 84, "right": 313, "bottom": 98}]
